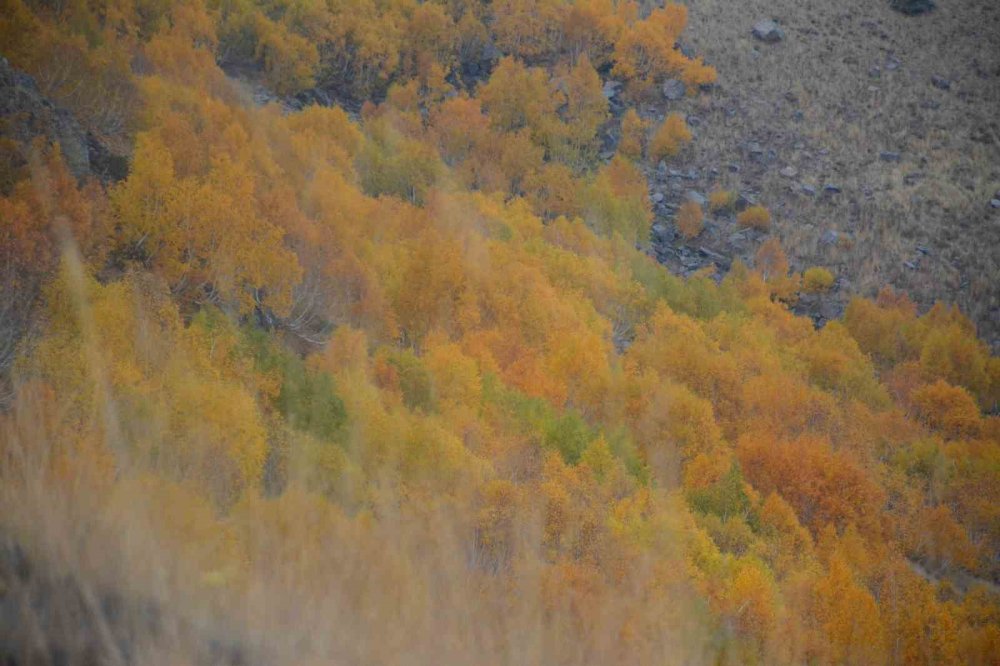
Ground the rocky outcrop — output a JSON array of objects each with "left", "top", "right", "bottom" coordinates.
[{"left": 0, "top": 56, "right": 127, "bottom": 187}]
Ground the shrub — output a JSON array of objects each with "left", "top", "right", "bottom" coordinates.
[
  {"left": 618, "top": 109, "right": 648, "bottom": 160},
  {"left": 649, "top": 113, "right": 691, "bottom": 162},
  {"left": 611, "top": 5, "right": 717, "bottom": 95},
  {"left": 676, "top": 200, "right": 704, "bottom": 239},
  {"left": 802, "top": 267, "right": 835, "bottom": 293},
  {"left": 737, "top": 205, "right": 771, "bottom": 230},
  {"left": 708, "top": 188, "right": 736, "bottom": 213}
]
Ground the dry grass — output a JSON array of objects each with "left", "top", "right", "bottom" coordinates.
[
  {"left": 0, "top": 382, "right": 715, "bottom": 666},
  {"left": 671, "top": 0, "right": 1000, "bottom": 346}
]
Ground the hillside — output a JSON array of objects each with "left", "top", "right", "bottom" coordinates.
[
  {"left": 674, "top": 0, "right": 1000, "bottom": 347},
  {"left": 1, "top": 0, "right": 999, "bottom": 664}
]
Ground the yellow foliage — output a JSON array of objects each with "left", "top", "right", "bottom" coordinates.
[
  {"left": 648, "top": 113, "right": 692, "bottom": 162},
  {"left": 708, "top": 188, "right": 736, "bottom": 212},
  {"left": 738, "top": 205, "right": 772, "bottom": 230},
  {"left": 802, "top": 266, "right": 835, "bottom": 293},
  {"left": 617, "top": 108, "right": 648, "bottom": 160},
  {"left": 612, "top": 4, "right": 709, "bottom": 95},
  {"left": 2, "top": 3, "right": 999, "bottom": 664}
]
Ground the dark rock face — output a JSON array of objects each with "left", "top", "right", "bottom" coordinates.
[
  {"left": 890, "top": 0, "right": 935, "bottom": 16},
  {"left": 0, "top": 57, "right": 126, "bottom": 186}
]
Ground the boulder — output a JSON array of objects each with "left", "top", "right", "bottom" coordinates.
[
  {"left": 602, "top": 80, "right": 622, "bottom": 100},
  {"left": 880, "top": 151, "right": 902, "bottom": 162},
  {"left": 686, "top": 190, "right": 707, "bottom": 207},
  {"left": 890, "top": 0, "right": 935, "bottom": 16},
  {"left": 780, "top": 165, "right": 798, "bottom": 178},
  {"left": 752, "top": 19, "right": 785, "bottom": 43},
  {"left": 931, "top": 75, "right": 951, "bottom": 90},
  {"left": 662, "top": 79, "right": 686, "bottom": 101}
]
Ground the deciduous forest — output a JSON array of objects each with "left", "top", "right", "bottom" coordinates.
[{"left": 0, "top": 0, "right": 998, "bottom": 663}]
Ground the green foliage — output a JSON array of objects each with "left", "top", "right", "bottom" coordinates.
[
  {"left": 277, "top": 358, "right": 346, "bottom": 442},
  {"left": 544, "top": 410, "right": 594, "bottom": 464},
  {"left": 242, "top": 324, "right": 346, "bottom": 442},
  {"left": 386, "top": 349, "right": 436, "bottom": 413},
  {"left": 688, "top": 461, "right": 757, "bottom": 528}
]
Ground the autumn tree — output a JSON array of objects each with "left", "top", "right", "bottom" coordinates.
[
  {"left": 649, "top": 113, "right": 691, "bottom": 162},
  {"left": 676, "top": 200, "right": 704, "bottom": 240}
]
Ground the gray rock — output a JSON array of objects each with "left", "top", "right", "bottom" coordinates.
[
  {"left": 780, "top": 165, "right": 798, "bottom": 178},
  {"left": 686, "top": 115, "right": 701, "bottom": 127},
  {"left": 662, "top": 79, "right": 686, "bottom": 101},
  {"left": 819, "top": 299, "right": 844, "bottom": 322},
  {"left": 820, "top": 229, "right": 839, "bottom": 245},
  {"left": 698, "top": 247, "right": 730, "bottom": 265},
  {"left": 686, "top": 191, "right": 708, "bottom": 207},
  {"left": 916, "top": 246, "right": 931, "bottom": 255},
  {"left": 752, "top": 19, "right": 785, "bottom": 43},
  {"left": 748, "top": 141, "right": 764, "bottom": 155},
  {"left": 599, "top": 150, "right": 614, "bottom": 161},
  {"left": 904, "top": 260, "right": 918, "bottom": 270},
  {"left": 869, "top": 66, "right": 881, "bottom": 79},
  {"left": 891, "top": 0, "right": 935, "bottom": 16},
  {"left": 880, "top": 151, "right": 902, "bottom": 162},
  {"left": 650, "top": 192, "right": 665, "bottom": 204},
  {"left": 823, "top": 184, "right": 842, "bottom": 194},
  {"left": 729, "top": 163, "right": 741, "bottom": 173},
  {"left": 991, "top": 199, "right": 1000, "bottom": 209},
  {"left": 885, "top": 55, "right": 901, "bottom": 71},
  {"left": 602, "top": 80, "right": 622, "bottom": 99},
  {"left": 801, "top": 184, "right": 817, "bottom": 196},
  {"left": 931, "top": 75, "right": 951, "bottom": 90}
]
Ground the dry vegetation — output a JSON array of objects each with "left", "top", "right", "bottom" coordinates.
[{"left": 674, "top": 0, "right": 1000, "bottom": 347}]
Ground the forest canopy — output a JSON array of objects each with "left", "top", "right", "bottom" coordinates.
[{"left": 0, "top": 0, "right": 998, "bottom": 664}]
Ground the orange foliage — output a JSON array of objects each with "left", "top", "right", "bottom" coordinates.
[
  {"left": 1, "top": 2, "right": 997, "bottom": 664},
  {"left": 648, "top": 112, "right": 692, "bottom": 162},
  {"left": 738, "top": 204, "right": 772, "bottom": 230},
  {"left": 676, "top": 200, "right": 704, "bottom": 239}
]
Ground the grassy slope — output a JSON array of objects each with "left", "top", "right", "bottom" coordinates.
[{"left": 669, "top": 0, "right": 999, "bottom": 347}]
